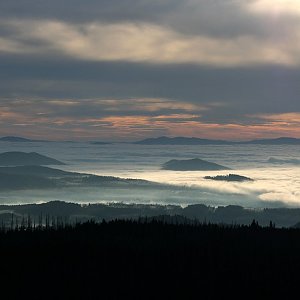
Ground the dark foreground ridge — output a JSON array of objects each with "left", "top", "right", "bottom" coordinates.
[{"left": 1, "top": 220, "right": 300, "bottom": 298}]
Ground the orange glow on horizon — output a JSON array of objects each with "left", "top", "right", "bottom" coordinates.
[{"left": 1, "top": 111, "right": 300, "bottom": 141}]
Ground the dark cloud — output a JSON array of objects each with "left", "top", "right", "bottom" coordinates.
[
  {"left": 0, "top": 0, "right": 299, "bottom": 40},
  {"left": 1, "top": 54, "right": 299, "bottom": 124},
  {"left": 0, "top": 0, "right": 300, "bottom": 139},
  {"left": 0, "top": 0, "right": 180, "bottom": 23}
]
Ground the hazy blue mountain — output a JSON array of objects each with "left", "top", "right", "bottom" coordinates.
[
  {"left": 162, "top": 158, "right": 230, "bottom": 171},
  {"left": 134, "top": 136, "right": 300, "bottom": 145},
  {"left": 0, "top": 151, "right": 65, "bottom": 166},
  {"left": 204, "top": 174, "right": 253, "bottom": 182},
  {"left": 0, "top": 136, "right": 44, "bottom": 142},
  {"left": 268, "top": 157, "right": 300, "bottom": 165}
]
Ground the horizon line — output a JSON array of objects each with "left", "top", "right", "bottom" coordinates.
[{"left": 1, "top": 135, "right": 300, "bottom": 143}]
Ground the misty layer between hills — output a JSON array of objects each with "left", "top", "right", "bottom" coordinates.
[
  {"left": 268, "top": 157, "right": 300, "bottom": 165},
  {"left": 0, "top": 148, "right": 298, "bottom": 208},
  {"left": 0, "top": 165, "right": 161, "bottom": 191},
  {"left": 0, "top": 151, "right": 262, "bottom": 209}
]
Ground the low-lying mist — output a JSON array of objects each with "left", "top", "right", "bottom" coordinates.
[
  {"left": 0, "top": 142, "right": 299, "bottom": 207},
  {"left": 0, "top": 185, "right": 287, "bottom": 208}
]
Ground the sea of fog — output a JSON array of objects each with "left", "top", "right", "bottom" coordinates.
[{"left": 0, "top": 141, "right": 299, "bottom": 208}]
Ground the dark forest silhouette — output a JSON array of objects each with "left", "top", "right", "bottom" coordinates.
[
  {"left": 1, "top": 219, "right": 300, "bottom": 298},
  {"left": 3, "top": 200, "right": 300, "bottom": 227}
]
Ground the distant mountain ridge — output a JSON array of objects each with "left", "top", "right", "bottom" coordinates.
[
  {"left": 242, "top": 137, "right": 300, "bottom": 145},
  {"left": 135, "top": 136, "right": 300, "bottom": 145},
  {"left": 135, "top": 136, "right": 234, "bottom": 145},
  {"left": 2, "top": 135, "right": 300, "bottom": 144}
]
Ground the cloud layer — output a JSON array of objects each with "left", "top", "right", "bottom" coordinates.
[
  {"left": 0, "top": 97, "right": 299, "bottom": 141},
  {"left": 0, "top": 0, "right": 300, "bottom": 139},
  {"left": 1, "top": 18, "right": 300, "bottom": 67}
]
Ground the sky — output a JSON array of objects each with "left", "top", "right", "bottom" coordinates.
[{"left": 0, "top": 0, "right": 300, "bottom": 141}]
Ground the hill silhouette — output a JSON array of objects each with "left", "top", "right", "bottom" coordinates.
[
  {"left": 204, "top": 174, "right": 253, "bottom": 182},
  {"left": 2, "top": 200, "right": 300, "bottom": 227},
  {"left": 0, "top": 136, "right": 44, "bottom": 142},
  {"left": 0, "top": 151, "right": 65, "bottom": 166},
  {"left": 162, "top": 158, "right": 230, "bottom": 171}
]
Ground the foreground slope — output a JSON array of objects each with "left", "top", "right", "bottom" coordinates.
[
  {"left": 0, "top": 151, "right": 65, "bottom": 166},
  {"left": 0, "top": 165, "right": 155, "bottom": 190}
]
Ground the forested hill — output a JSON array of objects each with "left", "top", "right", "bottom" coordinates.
[{"left": 2, "top": 200, "right": 300, "bottom": 227}]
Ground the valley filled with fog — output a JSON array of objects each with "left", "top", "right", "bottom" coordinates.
[{"left": 0, "top": 141, "right": 299, "bottom": 208}]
